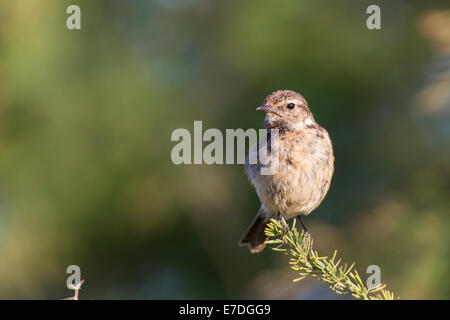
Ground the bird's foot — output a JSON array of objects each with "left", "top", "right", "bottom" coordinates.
[
  {"left": 276, "top": 212, "right": 289, "bottom": 233},
  {"left": 306, "top": 232, "right": 314, "bottom": 256},
  {"left": 297, "top": 216, "right": 314, "bottom": 256}
]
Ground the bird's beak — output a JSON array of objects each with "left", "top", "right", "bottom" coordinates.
[{"left": 256, "top": 105, "right": 281, "bottom": 116}]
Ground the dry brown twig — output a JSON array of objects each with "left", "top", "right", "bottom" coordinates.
[{"left": 63, "top": 279, "right": 85, "bottom": 300}]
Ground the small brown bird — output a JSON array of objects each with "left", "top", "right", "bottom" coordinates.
[{"left": 239, "top": 90, "right": 334, "bottom": 253}]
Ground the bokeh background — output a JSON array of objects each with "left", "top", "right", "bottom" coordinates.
[{"left": 0, "top": 0, "right": 449, "bottom": 299}]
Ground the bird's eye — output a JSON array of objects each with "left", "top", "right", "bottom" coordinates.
[{"left": 287, "top": 103, "right": 295, "bottom": 110}]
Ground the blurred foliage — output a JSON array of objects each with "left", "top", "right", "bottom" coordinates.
[{"left": 0, "top": 0, "right": 449, "bottom": 299}]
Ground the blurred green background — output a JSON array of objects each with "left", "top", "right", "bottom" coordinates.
[{"left": 0, "top": 0, "right": 449, "bottom": 299}]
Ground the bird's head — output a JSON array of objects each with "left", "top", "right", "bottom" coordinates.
[{"left": 257, "top": 90, "right": 316, "bottom": 131}]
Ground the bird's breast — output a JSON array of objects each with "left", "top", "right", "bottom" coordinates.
[{"left": 246, "top": 129, "right": 334, "bottom": 218}]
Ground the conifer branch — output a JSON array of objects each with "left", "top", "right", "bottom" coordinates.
[{"left": 265, "top": 218, "right": 397, "bottom": 300}]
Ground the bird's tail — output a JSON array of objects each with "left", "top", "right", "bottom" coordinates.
[{"left": 239, "top": 209, "right": 270, "bottom": 253}]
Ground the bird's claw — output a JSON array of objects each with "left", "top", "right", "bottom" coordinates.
[{"left": 276, "top": 213, "right": 289, "bottom": 233}]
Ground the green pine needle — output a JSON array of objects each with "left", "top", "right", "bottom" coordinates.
[{"left": 265, "top": 218, "right": 397, "bottom": 300}]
